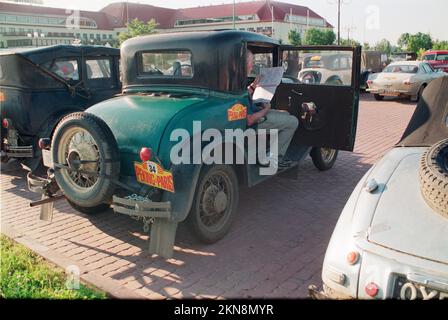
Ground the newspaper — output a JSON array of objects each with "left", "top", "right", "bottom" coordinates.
[{"left": 252, "top": 66, "right": 284, "bottom": 103}]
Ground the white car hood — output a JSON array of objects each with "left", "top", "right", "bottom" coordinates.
[{"left": 367, "top": 149, "right": 448, "bottom": 265}]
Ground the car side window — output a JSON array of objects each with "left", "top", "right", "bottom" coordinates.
[
  {"left": 85, "top": 59, "right": 112, "bottom": 79},
  {"left": 139, "top": 51, "right": 193, "bottom": 77},
  {"left": 42, "top": 59, "right": 79, "bottom": 81}
]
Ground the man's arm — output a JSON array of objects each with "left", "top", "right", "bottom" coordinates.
[{"left": 247, "top": 103, "right": 271, "bottom": 127}]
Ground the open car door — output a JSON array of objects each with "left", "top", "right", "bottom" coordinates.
[{"left": 274, "top": 45, "right": 362, "bottom": 151}]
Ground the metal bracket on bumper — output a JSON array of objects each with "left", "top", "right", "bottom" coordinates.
[
  {"left": 6, "top": 145, "right": 34, "bottom": 158},
  {"left": 27, "top": 172, "right": 63, "bottom": 222},
  {"left": 113, "top": 195, "right": 177, "bottom": 259}
]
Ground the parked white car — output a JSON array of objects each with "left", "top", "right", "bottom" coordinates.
[
  {"left": 298, "top": 53, "right": 353, "bottom": 86},
  {"left": 310, "top": 76, "right": 448, "bottom": 300},
  {"left": 367, "top": 61, "right": 445, "bottom": 102}
]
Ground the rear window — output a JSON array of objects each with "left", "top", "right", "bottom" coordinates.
[
  {"left": 139, "top": 51, "right": 192, "bottom": 77},
  {"left": 383, "top": 65, "right": 419, "bottom": 74}
]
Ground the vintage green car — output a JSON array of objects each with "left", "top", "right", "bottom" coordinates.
[{"left": 28, "top": 31, "right": 362, "bottom": 258}]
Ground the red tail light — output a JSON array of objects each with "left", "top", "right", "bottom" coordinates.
[
  {"left": 38, "top": 138, "right": 51, "bottom": 150},
  {"left": 140, "top": 147, "right": 152, "bottom": 162},
  {"left": 365, "top": 282, "right": 379, "bottom": 297},
  {"left": 347, "top": 251, "right": 359, "bottom": 265},
  {"left": 366, "top": 80, "right": 373, "bottom": 86},
  {"left": 2, "top": 118, "right": 10, "bottom": 129}
]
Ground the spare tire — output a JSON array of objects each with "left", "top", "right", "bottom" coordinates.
[
  {"left": 51, "top": 112, "right": 120, "bottom": 210},
  {"left": 419, "top": 139, "right": 448, "bottom": 218}
]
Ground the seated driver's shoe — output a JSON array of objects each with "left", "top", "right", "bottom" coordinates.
[{"left": 258, "top": 153, "right": 278, "bottom": 168}]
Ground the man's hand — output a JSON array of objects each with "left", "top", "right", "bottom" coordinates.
[{"left": 262, "top": 102, "right": 272, "bottom": 111}]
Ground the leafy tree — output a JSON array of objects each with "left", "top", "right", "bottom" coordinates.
[
  {"left": 374, "top": 39, "right": 392, "bottom": 55},
  {"left": 340, "top": 38, "right": 360, "bottom": 47},
  {"left": 119, "top": 18, "right": 158, "bottom": 44},
  {"left": 288, "top": 29, "right": 302, "bottom": 46},
  {"left": 397, "top": 33, "right": 411, "bottom": 50},
  {"left": 363, "top": 42, "right": 372, "bottom": 51},
  {"left": 303, "top": 28, "right": 336, "bottom": 45},
  {"left": 397, "top": 32, "right": 433, "bottom": 53},
  {"left": 407, "top": 32, "right": 433, "bottom": 53},
  {"left": 433, "top": 40, "right": 448, "bottom": 50}
]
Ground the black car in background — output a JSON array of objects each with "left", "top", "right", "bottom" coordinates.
[{"left": 0, "top": 45, "right": 120, "bottom": 171}]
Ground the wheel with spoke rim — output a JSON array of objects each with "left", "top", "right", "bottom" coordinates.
[
  {"left": 52, "top": 112, "right": 120, "bottom": 212},
  {"left": 187, "top": 165, "right": 239, "bottom": 243},
  {"left": 310, "top": 147, "right": 339, "bottom": 171}
]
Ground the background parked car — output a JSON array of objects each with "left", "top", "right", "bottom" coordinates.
[
  {"left": 0, "top": 45, "right": 121, "bottom": 171},
  {"left": 298, "top": 52, "right": 353, "bottom": 85},
  {"left": 366, "top": 61, "right": 444, "bottom": 101},
  {"left": 310, "top": 76, "right": 448, "bottom": 300},
  {"left": 423, "top": 50, "right": 448, "bottom": 73}
]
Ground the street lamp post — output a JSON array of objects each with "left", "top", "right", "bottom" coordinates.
[{"left": 328, "top": 0, "right": 350, "bottom": 45}]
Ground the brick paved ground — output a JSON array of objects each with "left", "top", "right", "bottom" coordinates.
[{"left": 0, "top": 94, "right": 416, "bottom": 299}]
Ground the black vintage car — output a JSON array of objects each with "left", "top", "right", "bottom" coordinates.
[{"left": 0, "top": 45, "right": 120, "bottom": 171}]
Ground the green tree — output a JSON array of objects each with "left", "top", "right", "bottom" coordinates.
[
  {"left": 363, "top": 42, "right": 372, "bottom": 51},
  {"left": 119, "top": 18, "right": 158, "bottom": 44},
  {"left": 407, "top": 32, "right": 433, "bottom": 53},
  {"left": 432, "top": 40, "right": 448, "bottom": 50},
  {"left": 288, "top": 29, "right": 302, "bottom": 46},
  {"left": 374, "top": 39, "right": 392, "bottom": 55},
  {"left": 397, "top": 33, "right": 411, "bottom": 51},
  {"left": 303, "top": 28, "right": 336, "bottom": 45},
  {"left": 340, "top": 38, "right": 360, "bottom": 47}
]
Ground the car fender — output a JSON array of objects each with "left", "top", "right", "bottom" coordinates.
[{"left": 163, "top": 134, "right": 248, "bottom": 223}]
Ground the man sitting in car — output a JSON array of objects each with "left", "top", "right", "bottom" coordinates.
[{"left": 246, "top": 50, "right": 299, "bottom": 169}]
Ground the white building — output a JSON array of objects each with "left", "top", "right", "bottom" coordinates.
[{"left": 0, "top": 0, "right": 333, "bottom": 48}]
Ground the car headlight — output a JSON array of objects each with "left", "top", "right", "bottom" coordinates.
[{"left": 299, "top": 71, "right": 322, "bottom": 84}]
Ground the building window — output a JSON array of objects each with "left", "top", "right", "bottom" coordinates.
[
  {"left": 90, "top": 34, "right": 94, "bottom": 39},
  {"left": 108, "top": 34, "right": 113, "bottom": 39}
]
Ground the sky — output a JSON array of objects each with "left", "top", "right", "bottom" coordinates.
[{"left": 39, "top": 0, "right": 446, "bottom": 45}]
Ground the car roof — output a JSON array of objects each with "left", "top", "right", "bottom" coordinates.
[
  {"left": 122, "top": 29, "right": 278, "bottom": 53},
  {"left": 0, "top": 45, "right": 119, "bottom": 65},
  {"left": 388, "top": 61, "right": 422, "bottom": 66},
  {"left": 424, "top": 50, "right": 448, "bottom": 54}
]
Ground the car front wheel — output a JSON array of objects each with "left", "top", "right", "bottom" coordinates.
[
  {"left": 187, "top": 165, "right": 239, "bottom": 243},
  {"left": 310, "top": 147, "right": 339, "bottom": 171}
]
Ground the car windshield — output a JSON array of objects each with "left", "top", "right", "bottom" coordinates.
[
  {"left": 383, "top": 65, "right": 419, "bottom": 73},
  {"left": 423, "top": 54, "right": 436, "bottom": 61}
]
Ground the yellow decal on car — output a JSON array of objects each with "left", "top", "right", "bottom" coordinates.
[
  {"left": 228, "top": 104, "right": 247, "bottom": 121},
  {"left": 134, "top": 161, "right": 175, "bottom": 193}
]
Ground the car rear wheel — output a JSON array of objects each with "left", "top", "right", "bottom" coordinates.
[
  {"left": 374, "top": 94, "right": 384, "bottom": 101},
  {"left": 411, "top": 84, "right": 426, "bottom": 102},
  {"left": 310, "top": 147, "right": 339, "bottom": 171},
  {"left": 419, "top": 139, "right": 448, "bottom": 218},
  {"left": 187, "top": 165, "right": 239, "bottom": 243},
  {"left": 51, "top": 112, "right": 120, "bottom": 213}
]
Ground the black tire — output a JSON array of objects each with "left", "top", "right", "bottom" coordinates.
[
  {"left": 67, "top": 200, "right": 110, "bottom": 215},
  {"left": 310, "top": 147, "right": 339, "bottom": 171},
  {"left": 419, "top": 139, "right": 448, "bottom": 218},
  {"left": 51, "top": 112, "right": 120, "bottom": 209},
  {"left": 411, "top": 85, "right": 426, "bottom": 103},
  {"left": 187, "top": 165, "right": 239, "bottom": 244},
  {"left": 374, "top": 94, "right": 384, "bottom": 101}
]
